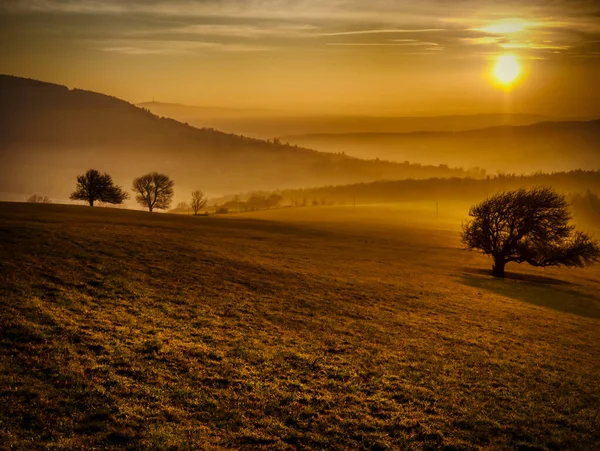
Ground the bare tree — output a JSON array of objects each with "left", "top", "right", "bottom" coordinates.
[
  {"left": 190, "top": 190, "right": 207, "bottom": 215},
  {"left": 132, "top": 172, "right": 174, "bottom": 212},
  {"left": 70, "top": 169, "right": 128, "bottom": 207},
  {"left": 462, "top": 187, "right": 600, "bottom": 277}
]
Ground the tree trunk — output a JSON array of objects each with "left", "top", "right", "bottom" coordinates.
[
  {"left": 89, "top": 199, "right": 94, "bottom": 207},
  {"left": 492, "top": 258, "right": 506, "bottom": 278},
  {"left": 148, "top": 205, "right": 153, "bottom": 213}
]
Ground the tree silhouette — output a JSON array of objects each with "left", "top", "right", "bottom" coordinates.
[
  {"left": 267, "top": 193, "right": 283, "bottom": 209},
  {"left": 191, "top": 190, "right": 207, "bottom": 215},
  {"left": 27, "top": 194, "right": 51, "bottom": 204},
  {"left": 69, "top": 169, "right": 128, "bottom": 207},
  {"left": 132, "top": 172, "right": 174, "bottom": 212},
  {"left": 462, "top": 187, "right": 600, "bottom": 277}
]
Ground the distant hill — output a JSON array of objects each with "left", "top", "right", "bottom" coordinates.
[
  {"left": 281, "top": 120, "right": 600, "bottom": 173},
  {"left": 138, "top": 101, "right": 550, "bottom": 139},
  {"left": 0, "top": 75, "right": 476, "bottom": 203},
  {"left": 215, "top": 170, "right": 600, "bottom": 211}
]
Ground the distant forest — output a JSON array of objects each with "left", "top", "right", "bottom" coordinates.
[{"left": 211, "top": 170, "right": 600, "bottom": 211}]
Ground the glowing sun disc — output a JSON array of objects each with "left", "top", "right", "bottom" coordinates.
[{"left": 493, "top": 55, "right": 521, "bottom": 85}]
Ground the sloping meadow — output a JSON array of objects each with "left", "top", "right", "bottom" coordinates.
[{"left": 1, "top": 203, "right": 599, "bottom": 450}]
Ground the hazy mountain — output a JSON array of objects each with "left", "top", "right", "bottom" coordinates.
[
  {"left": 280, "top": 120, "right": 600, "bottom": 174},
  {"left": 0, "top": 75, "right": 476, "bottom": 203},
  {"left": 138, "top": 101, "right": 550, "bottom": 139}
]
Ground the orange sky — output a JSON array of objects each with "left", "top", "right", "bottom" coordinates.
[{"left": 1, "top": 0, "right": 600, "bottom": 117}]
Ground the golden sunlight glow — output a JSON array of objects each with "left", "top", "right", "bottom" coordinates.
[
  {"left": 493, "top": 55, "right": 521, "bottom": 86},
  {"left": 478, "top": 20, "right": 530, "bottom": 34}
]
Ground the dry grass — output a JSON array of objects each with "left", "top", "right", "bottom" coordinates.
[{"left": 1, "top": 202, "right": 599, "bottom": 450}]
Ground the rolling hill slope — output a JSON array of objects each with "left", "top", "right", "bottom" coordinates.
[
  {"left": 1, "top": 202, "right": 599, "bottom": 449},
  {"left": 281, "top": 120, "right": 600, "bottom": 173},
  {"left": 0, "top": 75, "right": 473, "bottom": 203}
]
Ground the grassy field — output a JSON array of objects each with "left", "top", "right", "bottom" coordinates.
[{"left": 1, "top": 202, "right": 599, "bottom": 450}]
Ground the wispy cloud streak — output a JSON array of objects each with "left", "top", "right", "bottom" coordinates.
[{"left": 319, "top": 29, "right": 446, "bottom": 36}]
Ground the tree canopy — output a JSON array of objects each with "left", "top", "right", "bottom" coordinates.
[
  {"left": 462, "top": 186, "right": 600, "bottom": 277},
  {"left": 132, "top": 172, "right": 174, "bottom": 212},
  {"left": 69, "top": 169, "right": 128, "bottom": 207}
]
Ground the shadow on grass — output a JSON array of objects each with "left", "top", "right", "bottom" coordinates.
[
  {"left": 460, "top": 267, "right": 600, "bottom": 319},
  {"left": 463, "top": 267, "right": 576, "bottom": 286}
]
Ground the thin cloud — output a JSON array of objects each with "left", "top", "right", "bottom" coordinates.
[
  {"left": 100, "top": 46, "right": 186, "bottom": 56},
  {"left": 499, "top": 42, "right": 570, "bottom": 50},
  {"left": 463, "top": 37, "right": 506, "bottom": 45},
  {"left": 2, "top": 0, "right": 350, "bottom": 19},
  {"left": 320, "top": 29, "right": 446, "bottom": 36},
  {"left": 326, "top": 42, "right": 436, "bottom": 47},
  {"left": 168, "top": 23, "right": 318, "bottom": 38},
  {"left": 3, "top": 0, "right": 127, "bottom": 14},
  {"left": 99, "top": 39, "right": 273, "bottom": 55},
  {"left": 389, "top": 40, "right": 439, "bottom": 46}
]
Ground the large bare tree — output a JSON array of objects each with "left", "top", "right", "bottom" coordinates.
[
  {"left": 462, "top": 187, "right": 600, "bottom": 277},
  {"left": 190, "top": 190, "right": 207, "bottom": 215},
  {"left": 70, "top": 169, "right": 128, "bottom": 207},
  {"left": 132, "top": 172, "right": 174, "bottom": 212}
]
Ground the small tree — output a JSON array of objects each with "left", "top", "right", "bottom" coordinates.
[
  {"left": 132, "top": 172, "right": 174, "bottom": 212},
  {"left": 191, "top": 190, "right": 207, "bottom": 215},
  {"left": 69, "top": 169, "right": 128, "bottom": 207},
  {"left": 462, "top": 187, "right": 600, "bottom": 277}
]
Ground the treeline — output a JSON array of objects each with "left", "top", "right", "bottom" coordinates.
[
  {"left": 37, "top": 168, "right": 600, "bottom": 226},
  {"left": 276, "top": 170, "right": 600, "bottom": 205},
  {"left": 212, "top": 170, "right": 600, "bottom": 210},
  {"left": 27, "top": 194, "right": 51, "bottom": 204},
  {"left": 208, "top": 194, "right": 284, "bottom": 214}
]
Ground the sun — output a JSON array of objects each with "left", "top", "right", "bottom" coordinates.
[{"left": 493, "top": 54, "right": 521, "bottom": 86}]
